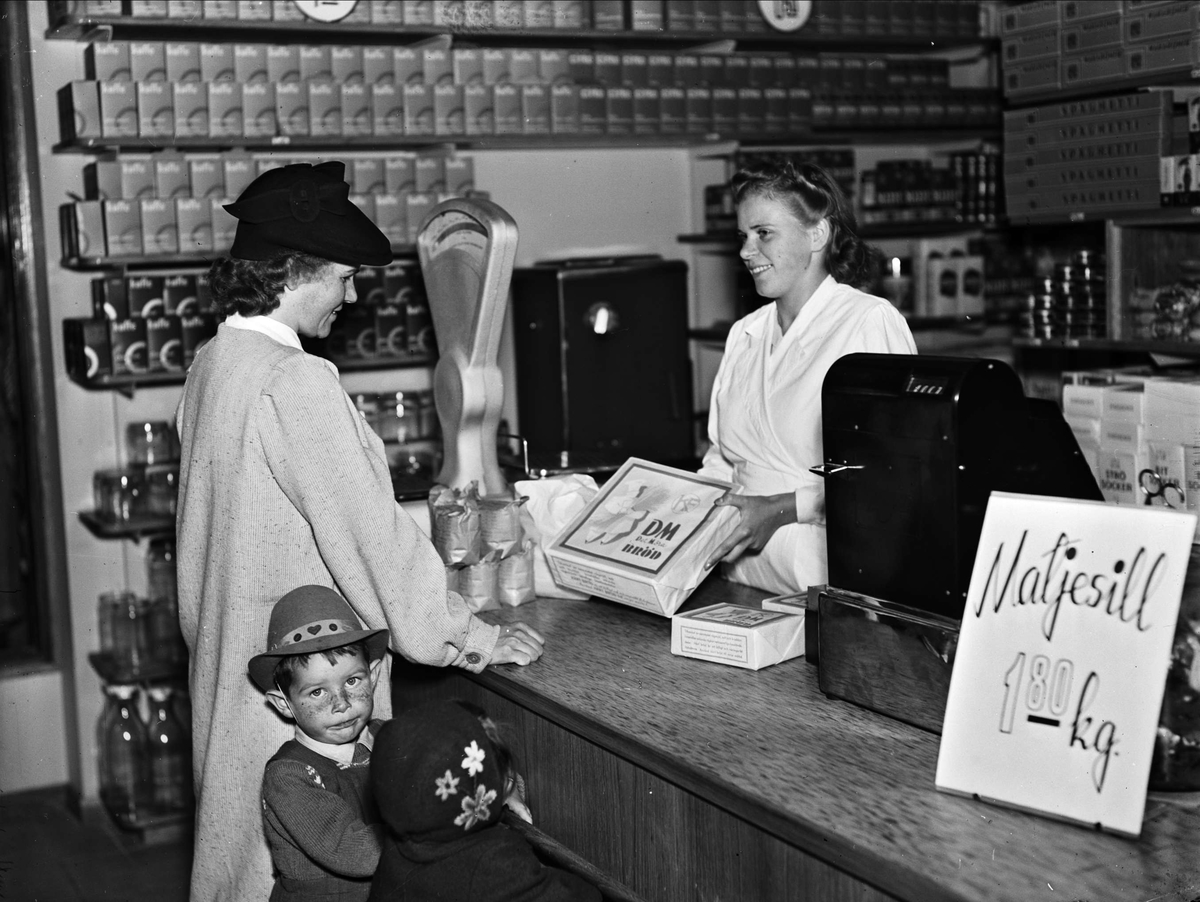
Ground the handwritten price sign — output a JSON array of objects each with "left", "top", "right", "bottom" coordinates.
[{"left": 935, "top": 492, "right": 1195, "bottom": 837}]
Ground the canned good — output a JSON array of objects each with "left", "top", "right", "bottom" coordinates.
[
  {"left": 144, "top": 464, "right": 178, "bottom": 518},
  {"left": 94, "top": 469, "right": 146, "bottom": 522}
]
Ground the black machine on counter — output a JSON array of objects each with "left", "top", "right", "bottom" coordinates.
[{"left": 808, "top": 353, "right": 1103, "bottom": 732}]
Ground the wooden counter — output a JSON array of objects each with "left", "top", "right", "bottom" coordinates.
[{"left": 391, "top": 575, "right": 1200, "bottom": 902}]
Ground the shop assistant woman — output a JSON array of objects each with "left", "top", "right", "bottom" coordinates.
[
  {"left": 174, "top": 161, "right": 544, "bottom": 902},
  {"left": 701, "top": 159, "right": 917, "bottom": 595}
]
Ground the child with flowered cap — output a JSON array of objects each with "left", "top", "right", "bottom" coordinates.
[
  {"left": 369, "top": 699, "right": 601, "bottom": 902},
  {"left": 249, "top": 585, "right": 392, "bottom": 902}
]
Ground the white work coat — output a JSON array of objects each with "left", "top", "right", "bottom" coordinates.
[{"left": 699, "top": 275, "right": 917, "bottom": 595}]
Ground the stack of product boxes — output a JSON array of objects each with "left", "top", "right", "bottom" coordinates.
[
  {"left": 1002, "top": 0, "right": 1200, "bottom": 101},
  {"left": 62, "top": 149, "right": 476, "bottom": 263},
  {"left": 57, "top": 35, "right": 996, "bottom": 147},
  {"left": 1061, "top": 369, "right": 1200, "bottom": 539},
  {"left": 62, "top": 260, "right": 436, "bottom": 383}
]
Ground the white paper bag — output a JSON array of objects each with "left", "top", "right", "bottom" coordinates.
[{"left": 513, "top": 474, "right": 600, "bottom": 599}]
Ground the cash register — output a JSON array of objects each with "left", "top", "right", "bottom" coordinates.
[{"left": 809, "top": 353, "right": 1102, "bottom": 732}]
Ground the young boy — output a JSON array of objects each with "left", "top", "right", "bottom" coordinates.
[{"left": 248, "top": 584, "right": 391, "bottom": 902}]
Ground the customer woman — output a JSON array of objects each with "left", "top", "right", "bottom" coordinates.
[
  {"left": 700, "top": 159, "right": 917, "bottom": 595},
  {"left": 174, "top": 161, "right": 544, "bottom": 902}
]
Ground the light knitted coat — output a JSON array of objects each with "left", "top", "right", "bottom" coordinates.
[{"left": 176, "top": 324, "right": 499, "bottom": 902}]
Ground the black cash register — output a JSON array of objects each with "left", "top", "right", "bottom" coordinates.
[{"left": 809, "top": 353, "right": 1102, "bottom": 732}]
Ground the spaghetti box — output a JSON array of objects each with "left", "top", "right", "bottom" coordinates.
[
  {"left": 454, "top": 48, "right": 484, "bottom": 86},
  {"left": 483, "top": 49, "right": 512, "bottom": 85},
  {"left": 137, "top": 81, "right": 174, "bottom": 138},
  {"left": 210, "top": 197, "right": 237, "bottom": 253},
  {"left": 671, "top": 603, "right": 805, "bottom": 670},
  {"left": 372, "top": 84, "right": 405, "bottom": 136},
  {"left": 394, "top": 47, "right": 423, "bottom": 86},
  {"left": 243, "top": 83, "right": 277, "bottom": 138},
  {"left": 353, "top": 157, "right": 386, "bottom": 195},
  {"left": 189, "top": 158, "right": 224, "bottom": 199},
  {"left": 462, "top": 82, "right": 493, "bottom": 135},
  {"left": 176, "top": 197, "right": 213, "bottom": 253},
  {"left": 545, "top": 458, "right": 740, "bottom": 617},
  {"left": 173, "top": 81, "right": 208, "bottom": 137},
  {"left": 423, "top": 47, "right": 453, "bottom": 86},
  {"left": 539, "top": 49, "right": 570, "bottom": 85},
  {"left": 145, "top": 314, "right": 183, "bottom": 372},
  {"left": 139, "top": 199, "right": 179, "bottom": 255},
  {"left": 633, "top": 87, "right": 660, "bottom": 134},
  {"left": 511, "top": 49, "right": 539, "bottom": 85},
  {"left": 660, "top": 87, "right": 686, "bottom": 133},
  {"left": 109, "top": 317, "right": 149, "bottom": 375}
]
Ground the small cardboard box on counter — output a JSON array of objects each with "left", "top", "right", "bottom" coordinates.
[
  {"left": 544, "top": 458, "right": 739, "bottom": 617},
  {"left": 671, "top": 603, "right": 805, "bottom": 670}
]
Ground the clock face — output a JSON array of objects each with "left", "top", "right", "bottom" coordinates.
[
  {"left": 757, "top": 0, "right": 813, "bottom": 32},
  {"left": 293, "top": 0, "right": 360, "bottom": 23}
]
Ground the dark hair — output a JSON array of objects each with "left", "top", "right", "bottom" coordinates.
[
  {"left": 272, "top": 641, "right": 369, "bottom": 697},
  {"left": 208, "top": 252, "right": 330, "bottom": 317},
  {"left": 730, "top": 159, "right": 878, "bottom": 289},
  {"left": 457, "top": 699, "right": 518, "bottom": 800}
]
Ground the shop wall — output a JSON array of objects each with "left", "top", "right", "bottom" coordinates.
[{"left": 17, "top": 3, "right": 699, "bottom": 799}]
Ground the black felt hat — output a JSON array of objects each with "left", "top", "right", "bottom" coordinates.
[{"left": 224, "top": 161, "right": 393, "bottom": 267}]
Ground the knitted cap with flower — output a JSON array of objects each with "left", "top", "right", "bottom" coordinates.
[{"left": 371, "top": 700, "right": 505, "bottom": 844}]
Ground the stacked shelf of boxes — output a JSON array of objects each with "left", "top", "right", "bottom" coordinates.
[{"left": 999, "top": 0, "right": 1200, "bottom": 368}]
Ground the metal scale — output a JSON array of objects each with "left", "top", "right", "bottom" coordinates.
[{"left": 416, "top": 196, "right": 519, "bottom": 497}]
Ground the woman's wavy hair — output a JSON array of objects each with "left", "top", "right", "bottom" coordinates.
[
  {"left": 208, "top": 252, "right": 330, "bottom": 317},
  {"left": 730, "top": 158, "right": 878, "bottom": 289}
]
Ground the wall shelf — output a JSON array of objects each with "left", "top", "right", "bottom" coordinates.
[
  {"left": 1014, "top": 337, "right": 1200, "bottom": 356},
  {"left": 79, "top": 510, "right": 174, "bottom": 541},
  {"left": 61, "top": 248, "right": 418, "bottom": 271},
  {"left": 1005, "top": 65, "right": 1200, "bottom": 108},
  {"left": 45, "top": 13, "right": 992, "bottom": 53}
]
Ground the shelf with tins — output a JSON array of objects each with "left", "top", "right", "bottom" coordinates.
[{"left": 60, "top": 247, "right": 419, "bottom": 271}]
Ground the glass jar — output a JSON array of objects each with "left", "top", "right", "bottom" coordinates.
[
  {"left": 146, "top": 539, "right": 177, "bottom": 608},
  {"left": 93, "top": 468, "right": 146, "bottom": 522},
  {"left": 110, "top": 594, "right": 152, "bottom": 674},
  {"left": 98, "top": 683, "right": 152, "bottom": 828},
  {"left": 145, "top": 686, "right": 193, "bottom": 815},
  {"left": 125, "top": 420, "right": 177, "bottom": 468},
  {"left": 376, "top": 391, "right": 414, "bottom": 445},
  {"left": 143, "top": 464, "right": 179, "bottom": 518}
]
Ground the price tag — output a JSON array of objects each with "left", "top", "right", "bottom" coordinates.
[{"left": 935, "top": 492, "right": 1195, "bottom": 837}]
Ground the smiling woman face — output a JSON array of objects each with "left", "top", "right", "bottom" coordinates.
[
  {"left": 736, "top": 193, "right": 827, "bottom": 311},
  {"left": 285, "top": 262, "right": 360, "bottom": 339}
]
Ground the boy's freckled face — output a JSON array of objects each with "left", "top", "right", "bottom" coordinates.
[{"left": 285, "top": 650, "right": 375, "bottom": 746}]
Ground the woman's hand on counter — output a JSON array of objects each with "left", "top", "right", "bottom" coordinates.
[
  {"left": 489, "top": 621, "right": 546, "bottom": 666},
  {"left": 705, "top": 492, "right": 798, "bottom": 569}
]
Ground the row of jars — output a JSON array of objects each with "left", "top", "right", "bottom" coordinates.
[
  {"left": 354, "top": 390, "right": 439, "bottom": 445},
  {"left": 99, "top": 683, "right": 192, "bottom": 827},
  {"left": 1019, "top": 249, "right": 1107, "bottom": 341},
  {"left": 97, "top": 539, "right": 185, "bottom": 673},
  {"left": 94, "top": 420, "right": 181, "bottom": 523}
]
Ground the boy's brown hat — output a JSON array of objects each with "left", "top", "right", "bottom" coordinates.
[{"left": 248, "top": 585, "right": 389, "bottom": 693}]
